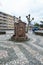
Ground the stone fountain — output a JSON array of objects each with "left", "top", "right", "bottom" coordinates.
[{"left": 11, "top": 17, "right": 28, "bottom": 41}]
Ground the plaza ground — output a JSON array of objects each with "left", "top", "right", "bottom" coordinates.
[{"left": 0, "top": 30, "right": 43, "bottom": 65}]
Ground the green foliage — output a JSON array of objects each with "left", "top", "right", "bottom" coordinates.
[
  {"left": 34, "top": 23, "right": 39, "bottom": 27},
  {"left": 40, "top": 21, "right": 43, "bottom": 28},
  {"left": 40, "top": 21, "right": 43, "bottom": 23}
]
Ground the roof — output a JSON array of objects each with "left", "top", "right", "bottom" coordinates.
[
  {"left": 18, "top": 20, "right": 26, "bottom": 24},
  {"left": 0, "top": 11, "right": 13, "bottom": 17}
]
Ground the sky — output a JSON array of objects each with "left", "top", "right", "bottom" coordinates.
[{"left": 0, "top": 0, "right": 43, "bottom": 24}]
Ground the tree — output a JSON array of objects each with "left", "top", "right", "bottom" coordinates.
[
  {"left": 34, "top": 23, "right": 39, "bottom": 27},
  {"left": 40, "top": 21, "right": 43, "bottom": 24},
  {"left": 40, "top": 21, "right": 43, "bottom": 28}
]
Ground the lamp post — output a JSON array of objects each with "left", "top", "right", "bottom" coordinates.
[{"left": 26, "top": 14, "right": 34, "bottom": 32}]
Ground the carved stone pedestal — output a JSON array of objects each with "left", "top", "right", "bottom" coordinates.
[{"left": 11, "top": 20, "right": 28, "bottom": 41}]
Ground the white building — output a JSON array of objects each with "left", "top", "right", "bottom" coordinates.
[{"left": 0, "top": 12, "right": 14, "bottom": 30}]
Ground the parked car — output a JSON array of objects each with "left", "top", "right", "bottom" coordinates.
[{"left": 32, "top": 26, "right": 39, "bottom": 32}]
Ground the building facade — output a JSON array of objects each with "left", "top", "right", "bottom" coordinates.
[{"left": 0, "top": 12, "right": 14, "bottom": 30}]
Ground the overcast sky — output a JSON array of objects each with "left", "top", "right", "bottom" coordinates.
[{"left": 0, "top": 0, "right": 43, "bottom": 24}]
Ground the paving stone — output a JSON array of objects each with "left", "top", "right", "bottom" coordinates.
[{"left": 0, "top": 31, "right": 43, "bottom": 65}]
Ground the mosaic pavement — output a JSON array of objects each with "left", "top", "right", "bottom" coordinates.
[{"left": 0, "top": 31, "right": 43, "bottom": 65}]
